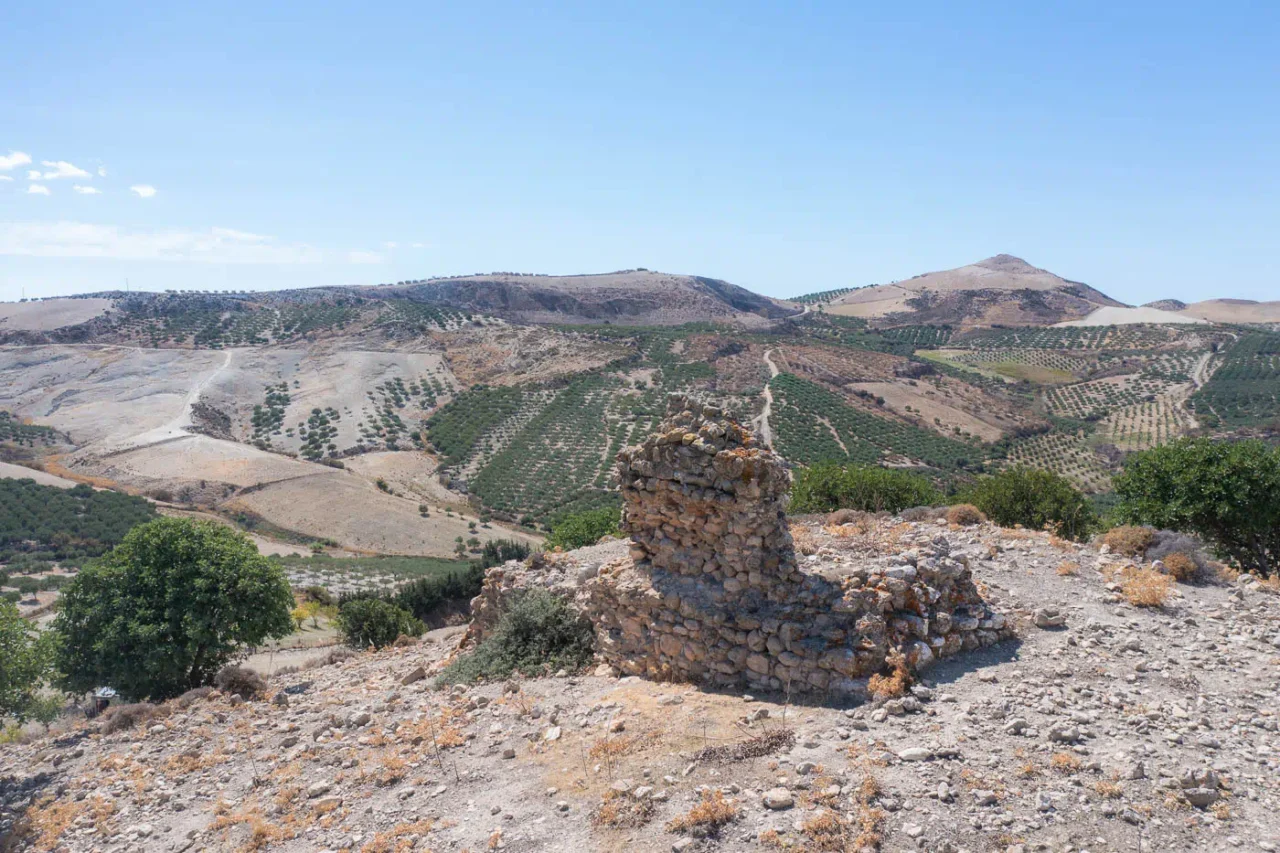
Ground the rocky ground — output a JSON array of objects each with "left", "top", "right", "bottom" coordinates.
[{"left": 2, "top": 518, "right": 1278, "bottom": 853}]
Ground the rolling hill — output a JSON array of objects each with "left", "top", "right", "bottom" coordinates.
[
  {"left": 1, "top": 260, "right": 1277, "bottom": 564},
  {"left": 364, "top": 270, "right": 801, "bottom": 326},
  {"left": 820, "top": 254, "right": 1124, "bottom": 326}
]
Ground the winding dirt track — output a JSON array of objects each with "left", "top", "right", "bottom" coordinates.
[{"left": 753, "top": 348, "right": 780, "bottom": 447}]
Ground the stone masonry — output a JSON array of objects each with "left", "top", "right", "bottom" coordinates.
[{"left": 471, "top": 395, "right": 1013, "bottom": 698}]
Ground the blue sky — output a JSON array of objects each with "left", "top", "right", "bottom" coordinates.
[{"left": 2, "top": 1, "right": 1277, "bottom": 303}]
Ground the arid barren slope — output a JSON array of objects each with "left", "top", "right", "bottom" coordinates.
[
  {"left": 826, "top": 254, "right": 1123, "bottom": 326},
  {"left": 0, "top": 344, "right": 532, "bottom": 556}
]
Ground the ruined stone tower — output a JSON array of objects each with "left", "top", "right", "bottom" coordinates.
[{"left": 616, "top": 396, "right": 800, "bottom": 599}]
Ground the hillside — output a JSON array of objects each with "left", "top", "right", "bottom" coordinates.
[
  {"left": 822, "top": 254, "right": 1124, "bottom": 327},
  {"left": 1178, "top": 298, "right": 1280, "bottom": 324},
  {"left": 367, "top": 270, "right": 802, "bottom": 327},
  {"left": 2, "top": 518, "right": 1277, "bottom": 852},
  {"left": 1, "top": 261, "right": 1278, "bottom": 557}
]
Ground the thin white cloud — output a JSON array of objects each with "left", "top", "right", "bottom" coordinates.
[
  {"left": 96, "top": 165, "right": 107, "bottom": 177},
  {"left": 382, "top": 241, "right": 399, "bottom": 249},
  {"left": 0, "top": 221, "right": 381, "bottom": 266},
  {"left": 27, "top": 170, "right": 42, "bottom": 180},
  {"left": 0, "top": 151, "right": 32, "bottom": 171},
  {"left": 130, "top": 184, "right": 157, "bottom": 198},
  {"left": 0, "top": 176, "right": 11, "bottom": 182},
  {"left": 73, "top": 185, "right": 102, "bottom": 195},
  {"left": 38, "top": 160, "right": 91, "bottom": 180},
  {"left": 410, "top": 241, "right": 427, "bottom": 249},
  {"left": 27, "top": 184, "right": 51, "bottom": 196}
]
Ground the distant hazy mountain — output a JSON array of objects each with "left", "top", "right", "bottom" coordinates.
[{"left": 821, "top": 254, "right": 1124, "bottom": 327}]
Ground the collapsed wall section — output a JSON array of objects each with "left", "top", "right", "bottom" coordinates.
[{"left": 468, "top": 395, "right": 1012, "bottom": 698}]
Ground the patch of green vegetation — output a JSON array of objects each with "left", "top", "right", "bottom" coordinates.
[
  {"left": 1115, "top": 438, "right": 1280, "bottom": 576},
  {"left": 961, "top": 466, "right": 1098, "bottom": 541},
  {"left": 250, "top": 382, "right": 291, "bottom": 446},
  {"left": 789, "top": 286, "right": 859, "bottom": 304},
  {"left": 1190, "top": 332, "right": 1280, "bottom": 427},
  {"left": 545, "top": 505, "right": 621, "bottom": 550},
  {"left": 436, "top": 590, "right": 595, "bottom": 685},
  {"left": 988, "top": 361, "right": 1077, "bottom": 384},
  {"left": 337, "top": 598, "right": 423, "bottom": 649},
  {"left": 426, "top": 385, "right": 531, "bottom": 467},
  {"left": 769, "top": 373, "right": 981, "bottom": 470},
  {"left": 298, "top": 406, "right": 341, "bottom": 460},
  {"left": 878, "top": 325, "right": 954, "bottom": 349},
  {"left": 0, "top": 412, "right": 61, "bottom": 448},
  {"left": 0, "top": 480, "right": 157, "bottom": 568},
  {"left": 790, "top": 463, "right": 942, "bottom": 514}
]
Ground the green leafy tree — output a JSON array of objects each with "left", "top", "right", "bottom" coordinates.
[
  {"left": 545, "top": 506, "right": 620, "bottom": 550},
  {"left": 336, "top": 599, "right": 423, "bottom": 650},
  {"left": 789, "top": 463, "right": 941, "bottom": 514},
  {"left": 53, "top": 518, "right": 294, "bottom": 701},
  {"left": 1114, "top": 438, "right": 1280, "bottom": 576},
  {"left": 964, "top": 467, "right": 1097, "bottom": 541},
  {"left": 26, "top": 693, "right": 66, "bottom": 732},
  {"left": 0, "top": 599, "right": 54, "bottom": 722}
]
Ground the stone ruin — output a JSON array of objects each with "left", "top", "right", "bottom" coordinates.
[{"left": 469, "top": 395, "right": 1012, "bottom": 698}]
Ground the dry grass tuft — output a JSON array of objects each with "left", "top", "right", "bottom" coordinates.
[
  {"left": 1103, "top": 525, "right": 1156, "bottom": 557},
  {"left": 1094, "top": 780, "right": 1124, "bottom": 799},
  {"left": 1120, "top": 565, "right": 1173, "bottom": 607},
  {"left": 100, "top": 702, "right": 167, "bottom": 735},
  {"left": 1056, "top": 560, "right": 1080, "bottom": 576},
  {"left": 799, "top": 809, "right": 852, "bottom": 851},
  {"left": 665, "top": 790, "right": 737, "bottom": 835},
  {"left": 357, "top": 818, "right": 437, "bottom": 853},
  {"left": 592, "top": 789, "right": 655, "bottom": 828},
  {"left": 867, "top": 650, "right": 912, "bottom": 700},
  {"left": 1161, "top": 552, "right": 1198, "bottom": 582},
  {"left": 210, "top": 809, "right": 296, "bottom": 851},
  {"left": 1016, "top": 762, "right": 1041, "bottom": 778},
  {"left": 945, "top": 503, "right": 985, "bottom": 526},
  {"left": 1050, "top": 751, "right": 1083, "bottom": 774},
  {"left": 791, "top": 523, "right": 819, "bottom": 556},
  {"left": 18, "top": 795, "right": 115, "bottom": 852},
  {"left": 695, "top": 727, "right": 795, "bottom": 762}
]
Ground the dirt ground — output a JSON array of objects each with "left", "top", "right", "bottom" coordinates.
[
  {"left": 0, "top": 460, "right": 78, "bottom": 488},
  {"left": 3, "top": 519, "right": 1277, "bottom": 852},
  {"left": 225, "top": 470, "right": 537, "bottom": 555},
  {"left": 0, "top": 298, "right": 112, "bottom": 331},
  {"left": 846, "top": 381, "right": 1009, "bottom": 441}
]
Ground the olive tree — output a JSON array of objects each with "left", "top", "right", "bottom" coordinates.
[
  {"left": 0, "top": 598, "right": 54, "bottom": 722},
  {"left": 53, "top": 518, "right": 294, "bottom": 701},
  {"left": 1115, "top": 438, "right": 1280, "bottom": 576}
]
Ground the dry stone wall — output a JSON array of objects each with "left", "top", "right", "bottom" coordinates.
[{"left": 470, "top": 395, "right": 1012, "bottom": 698}]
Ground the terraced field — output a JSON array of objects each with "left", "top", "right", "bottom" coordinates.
[
  {"left": 1043, "top": 372, "right": 1187, "bottom": 419},
  {"left": 956, "top": 325, "right": 1184, "bottom": 350},
  {"left": 425, "top": 328, "right": 726, "bottom": 526},
  {"left": 1190, "top": 332, "right": 1280, "bottom": 426},
  {"left": 768, "top": 373, "right": 982, "bottom": 470},
  {"left": 273, "top": 554, "right": 472, "bottom": 598},
  {"left": 1099, "top": 397, "right": 1194, "bottom": 451},
  {"left": 942, "top": 348, "right": 1092, "bottom": 383},
  {"left": 1002, "top": 432, "right": 1113, "bottom": 493}
]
